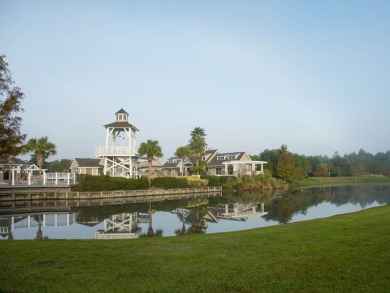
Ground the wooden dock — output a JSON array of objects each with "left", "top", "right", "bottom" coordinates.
[{"left": 0, "top": 187, "right": 223, "bottom": 215}]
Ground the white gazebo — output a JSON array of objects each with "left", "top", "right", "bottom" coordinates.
[
  {"left": 96, "top": 109, "right": 139, "bottom": 178},
  {"left": 222, "top": 160, "right": 267, "bottom": 176}
]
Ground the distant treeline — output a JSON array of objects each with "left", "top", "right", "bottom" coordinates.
[{"left": 251, "top": 145, "right": 390, "bottom": 181}]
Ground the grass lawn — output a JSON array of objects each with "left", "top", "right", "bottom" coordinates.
[
  {"left": 291, "top": 174, "right": 390, "bottom": 187},
  {"left": 1, "top": 205, "right": 390, "bottom": 292}
]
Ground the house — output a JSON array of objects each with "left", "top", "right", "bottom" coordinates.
[
  {"left": 0, "top": 157, "right": 32, "bottom": 182},
  {"left": 206, "top": 151, "right": 266, "bottom": 176},
  {"left": 161, "top": 156, "right": 193, "bottom": 176},
  {"left": 137, "top": 157, "right": 163, "bottom": 177},
  {"left": 161, "top": 149, "right": 267, "bottom": 177},
  {"left": 69, "top": 158, "right": 103, "bottom": 175}
]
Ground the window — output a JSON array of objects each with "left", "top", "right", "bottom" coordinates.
[
  {"left": 217, "top": 156, "right": 224, "bottom": 160},
  {"left": 202, "top": 156, "right": 206, "bottom": 161},
  {"left": 216, "top": 168, "right": 222, "bottom": 175}
]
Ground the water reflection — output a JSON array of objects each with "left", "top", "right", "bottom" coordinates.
[{"left": 1, "top": 184, "right": 389, "bottom": 240}]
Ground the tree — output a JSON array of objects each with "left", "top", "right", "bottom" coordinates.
[
  {"left": 47, "top": 159, "right": 72, "bottom": 172},
  {"left": 24, "top": 137, "right": 57, "bottom": 175},
  {"left": 138, "top": 139, "right": 163, "bottom": 185},
  {"left": 175, "top": 145, "right": 192, "bottom": 176},
  {"left": 0, "top": 55, "right": 26, "bottom": 183},
  {"left": 314, "top": 163, "right": 329, "bottom": 177},
  {"left": 188, "top": 127, "right": 207, "bottom": 175},
  {"left": 277, "top": 151, "right": 301, "bottom": 181}
]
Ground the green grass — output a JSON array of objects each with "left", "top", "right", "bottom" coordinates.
[
  {"left": 1, "top": 205, "right": 390, "bottom": 292},
  {"left": 292, "top": 174, "right": 390, "bottom": 187}
]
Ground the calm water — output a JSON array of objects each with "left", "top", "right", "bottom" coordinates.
[{"left": 1, "top": 184, "right": 389, "bottom": 240}]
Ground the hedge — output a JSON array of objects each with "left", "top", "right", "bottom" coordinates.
[
  {"left": 75, "top": 174, "right": 149, "bottom": 191},
  {"left": 200, "top": 175, "right": 233, "bottom": 186}
]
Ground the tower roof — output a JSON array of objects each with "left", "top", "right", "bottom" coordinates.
[
  {"left": 103, "top": 121, "right": 139, "bottom": 131},
  {"left": 115, "top": 108, "right": 129, "bottom": 115}
]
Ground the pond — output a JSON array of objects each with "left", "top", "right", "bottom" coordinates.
[{"left": 1, "top": 184, "right": 390, "bottom": 240}]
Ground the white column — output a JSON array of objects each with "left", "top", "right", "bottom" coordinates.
[
  {"left": 261, "top": 203, "right": 265, "bottom": 213},
  {"left": 55, "top": 173, "right": 58, "bottom": 185},
  {"left": 225, "top": 204, "right": 228, "bottom": 214},
  {"left": 224, "top": 164, "right": 228, "bottom": 174},
  {"left": 11, "top": 170, "right": 15, "bottom": 185},
  {"left": 43, "top": 172, "right": 46, "bottom": 185},
  {"left": 252, "top": 163, "right": 255, "bottom": 174},
  {"left": 28, "top": 172, "right": 31, "bottom": 185},
  {"left": 67, "top": 173, "right": 70, "bottom": 185},
  {"left": 43, "top": 214, "right": 46, "bottom": 227}
]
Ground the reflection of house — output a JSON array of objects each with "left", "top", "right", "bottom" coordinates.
[
  {"left": 206, "top": 203, "right": 268, "bottom": 222},
  {"left": 138, "top": 157, "right": 163, "bottom": 177},
  {"left": 69, "top": 158, "right": 103, "bottom": 175}
]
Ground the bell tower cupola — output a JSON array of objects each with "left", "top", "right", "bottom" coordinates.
[{"left": 116, "top": 108, "right": 129, "bottom": 122}]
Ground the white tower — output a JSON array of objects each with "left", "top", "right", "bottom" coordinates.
[{"left": 96, "top": 109, "right": 139, "bottom": 178}]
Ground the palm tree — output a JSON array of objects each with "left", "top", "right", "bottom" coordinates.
[
  {"left": 138, "top": 139, "right": 163, "bottom": 185},
  {"left": 189, "top": 127, "right": 207, "bottom": 175},
  {"left": 24, "top": 136, "right": 57, "bottom": 176},
  {"left": 175, "top": 145, "right": 192, "bottom": 176}
]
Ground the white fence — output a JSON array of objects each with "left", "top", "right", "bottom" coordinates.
[{"left": 7, "top": 171, "right": 76, "bottom": 186}]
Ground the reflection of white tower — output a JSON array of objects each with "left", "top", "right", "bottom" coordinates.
[{"left": 96, "top": 109, "right": 139, "bottom": 178}]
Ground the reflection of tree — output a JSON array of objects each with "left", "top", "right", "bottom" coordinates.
[
  {"left": 174, "top": 208, "right": 191, "bottom": 235},
  {"left": 187, "top": 205, "right": 207, "bottom": 235},
  {"left": 7, "top": 217, "right": 13, "bottom": 240},
  {"left": 264, "top": 185, "right": 390, "bottom": 224},
  {"left": 141, "top": 203, "right": 163, "bottom": 237},
  {"left": 36, "top": 214, "right": 43, "bottom": 240},
  {"left": 175, "top": 199, "right": 208, "bottom": 235}
]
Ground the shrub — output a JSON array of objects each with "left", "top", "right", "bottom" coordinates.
[
  {"left": 184, "top": 177, "right": 208, "bottom": 187},
  {"left": 75, "top": 175, "right": 149, "bottom": 191},
  {"left": 151, "top": 177, "right": 189, "bottom": 189},
  {"left": 200, "top": 175, "right": 232, "bottom": 186}
]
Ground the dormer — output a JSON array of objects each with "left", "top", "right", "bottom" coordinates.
[{"left": 116, "top": 108, "right": 129, "bottom": 122}]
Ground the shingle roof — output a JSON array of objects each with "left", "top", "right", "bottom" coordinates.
[
  {"left": 0, "top": 157, "right": 28, "bottom": 165},
  {"left": 75, "top": 158, "right": 102, "bottom": 168},
  {"left": 116, "top": 108, "right": 129, "bottom": 115},
  {"left": 103, "top": 121, "right": 139, "bottom": 131},
  {"left": 208, "top": 152, "right": 246, "bottom": 166}
]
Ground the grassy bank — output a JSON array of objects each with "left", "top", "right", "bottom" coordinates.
[
  {"left": 291, "top": 174, "right": 390, "bottom": 187},
  {"left": 1, "top": 205, "right": 390, "bottom": 292}
]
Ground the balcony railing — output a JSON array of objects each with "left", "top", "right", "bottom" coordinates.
[{"left": 96, "top": 146, "right": 138, "bottom": 157}]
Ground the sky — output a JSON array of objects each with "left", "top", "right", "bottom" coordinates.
[{"left": 1, "top": 0, "right": 390, "bottom": 162}]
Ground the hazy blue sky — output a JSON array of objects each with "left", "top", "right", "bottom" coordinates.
[{"left": 1, "top": 0, "right": 389, "bottom": 162}]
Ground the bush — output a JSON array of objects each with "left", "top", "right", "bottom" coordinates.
[
  {"left": 151, "top": 177, "right": 189, "bottom": 189},
  {"left": 75, "top": 175, "right": 149, "bottom": 191},
  {"left": 184, "top": 177, "right": 208, "bottom": 187},
  {"left": 200, "top": 175, "right": 232, "bottom": 186}
]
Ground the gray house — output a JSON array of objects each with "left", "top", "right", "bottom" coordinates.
[{"left": 69, "top": 158, "right": 103, "bottom": 175}]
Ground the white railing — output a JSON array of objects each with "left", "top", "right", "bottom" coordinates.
[
  {"left": 95, "top": 146, "right": 138, "bottom": 157},
  {"left": 43, "top": 172, "right": 76, "bottom": 186}
]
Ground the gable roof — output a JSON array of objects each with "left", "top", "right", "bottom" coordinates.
[
  {"left": 74, "top": 158, "right": 102, "bottom": 168},
  {"left": 208, "top": 152, "right": 247, "bottom": 166},
  {"left": 0, "top": 157, "right": 29, "bottom": 165},
  {"left": 103, "top": 121, "right": 139, "bottom": 131},
  {"left": 116, "top": 108, "right": 129, "bottom": 115}
]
